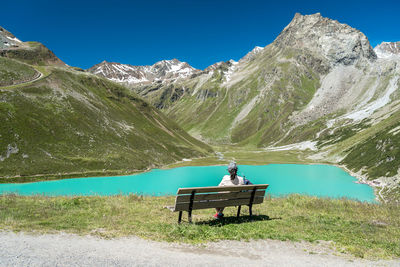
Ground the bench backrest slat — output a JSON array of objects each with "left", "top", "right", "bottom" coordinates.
[
  {"left": 174, "top": 196, "right": 264, "bottom": 211},
  {"left": 177, "top": 184, "right": 268, "bottom": 194},
  {"left": 176, "top": 190, "right": 265, "bottom": 203}
]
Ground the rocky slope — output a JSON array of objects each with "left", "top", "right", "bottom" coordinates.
[{"left": 273, "top": 13, "right": 376, "bottom": 66}]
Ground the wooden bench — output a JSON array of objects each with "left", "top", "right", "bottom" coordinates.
[{"left": 166, "top": 184, "right": 269, "bottom": 223}]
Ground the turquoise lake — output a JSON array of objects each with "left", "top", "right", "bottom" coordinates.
[{"left": 0, "top": 164, "right": 376, "bottom": 202}]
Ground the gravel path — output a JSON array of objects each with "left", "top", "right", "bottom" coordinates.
[
  {"left": 0, "top": 232, "right": 399, "bottom": 266},
  {"left": 0, "top": 69, "right": 43, "bottom": 89}
]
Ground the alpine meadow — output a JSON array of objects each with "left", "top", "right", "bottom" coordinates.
[{"left": 1, "top": 9, "right": 400, "bottom": 263}]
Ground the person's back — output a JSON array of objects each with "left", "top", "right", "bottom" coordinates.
[
  {"left": 214, "top": 162, "right": 252, "bottom": 219},
  {"left": 219, "top": 174, "right": 246, "bottom": 186}
]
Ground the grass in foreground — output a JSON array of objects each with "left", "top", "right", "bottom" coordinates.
[{"left": 1, "top": 194, "right": 399, "bottom": 260}]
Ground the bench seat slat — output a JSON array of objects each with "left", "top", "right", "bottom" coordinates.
[
  {"left": 177, "top": 184, "right": 268, "bottom": 194},
  {"left": 174, "top": 196, "right": 264, "bottom": 211},
  {"left": 176, "top": 190, "right": 265, "bottom": 203}
]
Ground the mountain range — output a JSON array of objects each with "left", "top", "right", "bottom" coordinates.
[
  {"left": 88, "top": 13, "right": 400, "bottom": 202},
  {"left": 88, "top": 58, "right": 199, "bottom": 86},
  {"left": 1, "top": 13, "right": 399, "bottom": 201}
]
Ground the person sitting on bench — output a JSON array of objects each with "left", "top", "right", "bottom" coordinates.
[{"left": 214, "top": 162, "right": 252, "bottom": 219}]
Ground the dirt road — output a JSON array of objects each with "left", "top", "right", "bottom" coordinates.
[{"left": 1, "top": 232, "right": 399, "bottom": 266}]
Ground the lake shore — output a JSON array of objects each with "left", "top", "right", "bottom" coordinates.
[
  {"left": 337, "top": 164, "right": 400, "bottom": 203},
  {"left": 0, "top": 164, "right": 376, "bottom": 202},
  {"left": 0, "top": 149, "right": 387, "bottom": 203}
]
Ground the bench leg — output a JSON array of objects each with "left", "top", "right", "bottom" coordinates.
[
  {"left": 178, "top": 211, "right": 183, "bottom": 224},
  {"left": 237, "top": 206, "right": 241, "bottom": 217},
  {"left": 188, "top": 210, "right": 192, "bottom": 223},
  {"left": 249, "top": 205, "right": 253, "bottom": 217},
  {"left": 188, "top": 190, "right": 195, "bottom": 224}
]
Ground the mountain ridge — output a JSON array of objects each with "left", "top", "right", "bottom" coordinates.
[
  {"left": 0, "top": 27, "right": 211, "bottom": 181},
  {"left": 87, "top": 13, "right": 400, "bottom": 200},
  {"left": 0, "top": 26, "right": 65, "bottom": 66},
  {"left": 88, "top": 58, "right": 200, "bottom": 86}
]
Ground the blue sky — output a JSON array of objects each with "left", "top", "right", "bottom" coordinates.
[{"left": 1, "top": 0, "right": 399, "bottom": 69}]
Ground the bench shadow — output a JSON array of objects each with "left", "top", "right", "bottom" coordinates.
[{"left": 195, "top": 215, "right": 282, "bottom": 226}]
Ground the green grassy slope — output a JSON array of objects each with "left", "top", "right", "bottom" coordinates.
[
  {"left": 339, "top": 109, "right": 400, "bottom": 179},
  {"left": 0, "top": 65, "right": 211, "bottom": 182},
  {"left": 0, "top": 57, "right": 38, "bottom": 86}
]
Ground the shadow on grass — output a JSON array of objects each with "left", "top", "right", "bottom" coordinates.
[{"left": 195, "top": 215, "right": 282, "bottom": 226}]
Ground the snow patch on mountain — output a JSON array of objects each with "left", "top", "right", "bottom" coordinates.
[
  {"left": 239, "top": 46, "right": 264, "bottom": 62},
  {"left": 264, "top": 141, "right": 318, "bottom": 151},
  {"left": 252, "top": 46, "right": 264, "bottom": 53},
  {"left": 223, "top": 60, "right": 238, "bottom": 84},
  {"left": 0, "top": 26, "right": 24, "bottom": 49},
  {"left": 374, "top": 42, "right": 400, "bottom": 59},
  {"left": 7, "top": 36, "right": 22, "bottom": 43},
  {"left": 110, "top": 76, "right": 149, "bottom": 84}
]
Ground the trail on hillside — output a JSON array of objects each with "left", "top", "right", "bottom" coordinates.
[{"left": 0, "top": 69, "right": 43, "bottom": 88}]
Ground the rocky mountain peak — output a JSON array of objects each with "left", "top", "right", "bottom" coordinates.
[
  {"left": 153, "top": 58, "right": 187, "bottom": 71},
  {"left": 374, "top": 42, "right": 400, "bottom": 58},
  {"left": 273, "top": 13, "right": 377, "bottom": 65},
  {"left": 204, "top": 61, "right": 224, "bottom": 73},
  {"left": 204, "top": 59, "right": 237, "bottom": 73},
  {"left": 0, "top": 26, "right": 64, "bottom": 66},
  {"left": 0, "top": 26, "right": 24, "bottom": 49},
  {"left": 239, "top": 46, "right": 264, "bottom": 63}
]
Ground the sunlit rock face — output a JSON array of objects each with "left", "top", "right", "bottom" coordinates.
[{"left": 273, "top": 13, "right": 377, "bottom": 66}]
